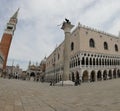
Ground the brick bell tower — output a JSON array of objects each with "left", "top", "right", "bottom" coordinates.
[{"left": 0, "top": 9, "right": 19, "bottom": 70}]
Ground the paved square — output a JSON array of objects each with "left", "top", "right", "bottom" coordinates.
[{"left": 0, "top": 78, "right": 120, "bottom": 111}]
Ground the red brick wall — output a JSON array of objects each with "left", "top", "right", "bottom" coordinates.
[{"left": 0, "top": 33, "right": 12, "bottom": 69}]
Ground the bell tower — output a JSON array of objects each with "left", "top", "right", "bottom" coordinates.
[{"left": 0, "top": 9, "right": 19, "bottom": 70}]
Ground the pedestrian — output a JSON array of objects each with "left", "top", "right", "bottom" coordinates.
[
  {"left": 74, "top": 80, "right": 77, "bottom": 86},
  {"left": 50, "top": 81, "right": 52, "bottom": 86}
]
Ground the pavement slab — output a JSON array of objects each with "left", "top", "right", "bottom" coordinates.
[{"left": 0, "top": 78, "right": 120, "bottom": 111}]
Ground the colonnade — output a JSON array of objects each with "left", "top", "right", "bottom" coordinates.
[{"left": 45, "top": 52, "right": 120, "bottom": 83}]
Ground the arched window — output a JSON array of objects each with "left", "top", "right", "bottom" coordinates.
[
  {"left": 90, "top": 58, "right": 92, "bottom": 65},
  {"left": 104, "top": 42, "right": 108, "bottom": 50},
  {"left": 99, "top": 59, "right": 101, "bottom": 65},
  {"left": 71, "top": 42, "right": 74, "bottom": 51},
  {"left": 86, "top": 57, "right": 88, "bottom": 65},
  {"left": 89, "top": 39, "right": 95, "bottom": 48},
  {"left": 96, "top": 58, "right": 98, "bottom": 65},
  {"left": 93, "top": 58, "right": 95, "bottom": 65},
  {"left": 78, "top": 58, "right": 80, "bottom": 65},
  {"left": 115, "top": 44, "right": 118, "bottom": 52},
  {"left": 82, "top": 57, "right": 85, "bottom": 65}
]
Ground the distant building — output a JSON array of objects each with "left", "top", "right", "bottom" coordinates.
[
  {"left": 45, "top": 22, "right": 120, "bottom": 83},
  {"left": 20, "top": 71, "right": 27, "bottom": 80},
  {"left": 6, "top": 64, "right": 22, "bottom": 78},
  {"left": 27, "top": 57, "right": 46, "bottom": 81}
]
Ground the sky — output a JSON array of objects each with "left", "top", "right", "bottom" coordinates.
[{"left": 0, "top": 0, "right": 120, "bottom": 70}]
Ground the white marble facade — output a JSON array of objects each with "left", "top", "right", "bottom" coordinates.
[{"left": 45, "top": 22, "right": 120, "bottom": 83}]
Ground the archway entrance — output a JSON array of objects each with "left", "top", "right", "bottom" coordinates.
[
  {"left": 90, "top": 71, "right": 96, "bottom": 82},
  {"left": 82, "top": 70, "right": 89, "bottom": 82},
  {"left": 117, "top": 70, "right": 120, "bottom": 78},
  {"left": 76, "top": 71, "right": 80, "bottom": 81},
  {"left": 97, "top": 70, "right": 102, "bottom": 81},
  {"left": 113, "top": 69, "right": 116, "bottom": 78},
  {"left": 30, "top": 72, "right": 35, "bottom": 81},
  {"left": 108, "top": 70, "right": 112, "bottom": 79},
  {"left": 103, "top": 70, "right": 107, "bottom": 80},
  {"left": 30, "top": 72, "right": 35, "bottom": 77}
]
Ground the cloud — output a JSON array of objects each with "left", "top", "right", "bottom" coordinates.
[{"left": 0, "top": 0, "right": 120, "bottom": 70}]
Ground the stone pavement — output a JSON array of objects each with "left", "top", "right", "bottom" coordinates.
[{"left": 0, "top": 78, "right": 120, "bottom": 111}]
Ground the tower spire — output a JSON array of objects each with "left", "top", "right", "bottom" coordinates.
[{"left": 11, "top": 8, "right": 19, "bottom": 19}]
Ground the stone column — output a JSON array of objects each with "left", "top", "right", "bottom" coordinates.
[
  {"left": 88, "top": 74, "right": 91, "bottom": 82},
  {"left": 61, "top": 21, "right": 74, "bottom": 81},
  {"left": 101, "top": 71, "right": 103, "bottom": 81}
]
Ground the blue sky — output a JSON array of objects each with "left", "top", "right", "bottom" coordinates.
[{"left": 0, "top": 0, "right": 120, "bottom": 70}]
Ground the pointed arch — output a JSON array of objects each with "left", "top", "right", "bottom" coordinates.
[
  {"left": 71, "top": 72, "right": 75, "bottom": 82},
  {"left": 82, "top": 57, "right": 85, "bottom": 65},
  {"left": 89, "top": 38, "right": 95, "bottom": 48},
  {"left": 82, "top": 70, "right": 89, "bottom": 82},
  {"left": 115, "top": 44, "right": 118, "bottom": 52},
  {"left": 113, "top": 69, "right": 116, "bottom": 78},
  {"left": 103, "top": 70, "right": 107, "bottom": 80},
  {"left": 71, "top": 42, "right": 74, "bottom": 51},
  {"left": 97, "top": 70, "right": 102, "bottom": 81},
  {"left": 90, "top": 70, "right": 96, "bottom": 82},
  {"left": 117, "top": 69, "right": 120, "bottom": 77},
  {"left": 108, "top": 70, "right": 112, "bottom": 79},
  {"left": 104, "top": 42, "right": 108, "bottom": 50}
]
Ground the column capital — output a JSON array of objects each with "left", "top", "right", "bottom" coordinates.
[{"left": 61, "top": 21, "right": 74, "bottom": 33}]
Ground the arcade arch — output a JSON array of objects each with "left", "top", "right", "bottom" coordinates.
[
  {"left": 90, "top": 71, "right": 96, "bottom": 82},
  {"left": 82, "top": 70, "right": 89, "bottom": 82}
]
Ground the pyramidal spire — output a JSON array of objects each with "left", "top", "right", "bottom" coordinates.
[{"left": 11, "top": 8, "right": 19, "bottom": 19}]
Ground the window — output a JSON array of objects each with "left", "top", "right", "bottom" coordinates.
[
  {"left": 71, "top": 42, "right": 74, "bottom": 51},
  {"left": 115, "top": 44, "right": 118, "bottom": 52},
  {"left": 104, "top": 42, "right": 108, "bottom": 50},
  {"left": 89, "top": 38, "right": 95, "bottom": 48},
  {"left": 82, "top": 57, "right": 85, "bottom": 65}
]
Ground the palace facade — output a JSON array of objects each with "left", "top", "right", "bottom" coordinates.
[{"left": 45, "top": 22, "right": 120, "bottom": 83}]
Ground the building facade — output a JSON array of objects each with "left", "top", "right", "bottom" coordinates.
[
  {"left": 6, "top": 65, "right": 22, "bottom": 79},
  {"left": 27, "top": 57, "right": 46, "bottom": 81},
  {"left": 45, "top": 22, "right": 120, "bottom": 83}
]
